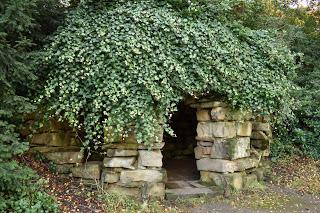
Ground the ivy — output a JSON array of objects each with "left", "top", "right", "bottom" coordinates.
[{"left": 38, "top": 0, "right": 297, "bottom": 147}]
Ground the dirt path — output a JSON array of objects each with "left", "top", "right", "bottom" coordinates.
[{"left": 189, "top": 185, "right": 320, "bottom": 213}]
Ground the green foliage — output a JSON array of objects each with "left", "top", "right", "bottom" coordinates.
[
  {"left": 39, "top": 0, "right": 297, "bottom": 147},
  {"left": 0, "top": 0, "right": 65, "bottom": 211},
  {"left": 242, "top": 1, "right": 320, "bottom": 159},
  {"left": 0, "top": 161, "right": 59, "bottom": 212}
]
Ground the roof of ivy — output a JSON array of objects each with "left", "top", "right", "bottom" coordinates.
[{"left": 38, "top": 0, "right": 297, "bottom": 146}]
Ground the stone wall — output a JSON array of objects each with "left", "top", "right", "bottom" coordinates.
[
  {"left": 190, "top": 100, "right": 271, "bottom": 190},
  {"left": 28, "top": 98, "right": 271, "bottom": 198}
]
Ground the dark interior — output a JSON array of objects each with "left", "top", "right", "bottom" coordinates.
[{"left": 162, "top": 103, "right": 200, "bottom": 181}]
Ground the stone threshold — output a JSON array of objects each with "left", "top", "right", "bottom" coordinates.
[{"left": 165, "top": 180, "right": 221, "bottom": 200}]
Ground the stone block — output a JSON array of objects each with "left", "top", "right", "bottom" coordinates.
[
  {"left": 56, "top": 164, "right": 74, "bottom": 174},
  {"left": 106, "top": 149, "right": 138, "bottom": 157},
  {"left": 119, "top": 169, "right": 165, "bottom": 186},
  {"left": 31, "top": 132, "right": 80, "bottom": 147},
  {"left": 196, "top": 122, "right": 236, "bottom": 140},
  {"left": 197, "top": 141, "right": 213, "bottom": 147},
  {"left": 138, "top": 150, "right": 163, "bottom": 167},
  {"left": 29, "top": 146, "right": 80, "bottom": 153},
  {"left": 196, "top": 158, "right": 236, "bottom": 173},
  {"left": 104, "top": 184, "right": 140, "bottom": 197},
  {"left": 197, "top": 157, "right": 259, "bottom": 173},
  {"left": 210, "top": 107, "right": 227, "bottom": 121},
  {"left": 102, "top": 142, "right": 165, "bottom": 150},
  {"left": 236, "top": 122, "right": 252, "bottom": 136},
  {"left": 211, "top": 138, "right": 250, "bottom": 160},
  {"left": 251, "top": 131, "right": 269, "bottom": 140},
  {"left": 194, "top": 146, "right": 211, "bottom": 159},
  {"left": 71, "top": 161, "right": 101, "bottom": 179},
  {"left": 44, "top": 150, "right": 83, "bottom": 164},
  {"left": 190, "top": 101, "right": 227, "bottom": 109},
  {"left": 142, "top": 183, "right": 165, "bottom": 199},
  {"left": 101, "top": 169, "right": 120, "bottom": 183},
  {"left": 103, "top": 157, "right": 136, "bottom": 169},
  {"left": 196, "top": 109, "right": 211, "bottom": 121},
  {"left": 233, "top": 158, "right": 259, "bottom": 171},
  {"left": 252, "top": 122, "right": 271, "bottom": 133},
  {"left": 200, "top": 172, "right": 243, "bottom": 190},
  {"left": 37, "top": 119, "right": 71, "bottom": 133},
  {"left": 251, "top": 139, "right": 270, "bottom": 150}
]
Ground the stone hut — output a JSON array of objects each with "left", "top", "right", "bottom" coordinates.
[{"left": 28, "top": 98, "right": 271, "bottom": 199}]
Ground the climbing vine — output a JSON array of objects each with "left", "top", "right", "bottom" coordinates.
[{"left": 38, "top": 0, "right": 297, "bottom": 147}]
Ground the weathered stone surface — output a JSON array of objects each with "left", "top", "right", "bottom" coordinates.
[
  {"left": 142, "top": 183, "right": 165, "bottom": 198},
  {"left": 210, "top": 107, "right": 227, "bottom": 121},
  {"left": 233, "top": 158, "right": 259, "bottom": 171},
  {"left": 102, "top": 142, "right": 165, "bottom": 150},
  {"left": 197, "top": 141, "right": 213, "bottom": 147},
  {"left": 236, "top": 122, "right": 252, "bottom": 136},
  {"left": 138, "top": 150, "right": 163, "bottom": 167},
  {"left": 71, "top": 161, "right": 101, "bottom": 179},
  {"left": 101, "top": 169, "right": 119, "bottom": 183},
  {"left": 196, "top": 122, "right": 236, "bottom": 140},
  {"left": 201, "top": 172, "right": 243, "bottom": 190},
  {"left": 194, "top": 146, "right": 211, "bottom": 159},
  {"left": 211, "top": 138, "right": 250, "bottom": 160},
  {"left": 119, "top": 169, "right": 165, "bottom": 186},
  {"left": 252, "top": 122, "right": 271, "bottom": 133},
  {"left": 196, "top": 109, "right": 211, "bottom": 121},
  {"left": 104, "top": 184, "right": 140, "bottom": 196},
  {"left": 103, "top": 157, "right": 136, "bottom": 169},
  {"left": 243, "top": 174, "right": 258, "bottom": 188},
  {"left": 196, "top": 158, "right": 236, "bottom": 173},
  {"left": 251, "top": 139, "right": 270, "bottom": 150},
  {"left": 106, "top": 149, "right": 138, "bottom": 157},
  {"left": 190, "top": 101, "right": 227, "bottom": 109},
  {"left": 44, "top": 151, "right": 83, "bottom": 164},
  {"left": 197, "top": 157, "right": 258, "bottom": 173},
  {"left": 37, "top": 119, "right": 71, "bottom": 133},
  {"left": 56, "top": 164, "right": 74, "bottom": 174},
  {"left": 31, "top": 132, "right": 80, "bottom": 147},
  {"left": 251, "top": 131, "right": 269, "bottom": 140},
  {"left": 29, "top": 146, "right": 80, "bottom": 153}
]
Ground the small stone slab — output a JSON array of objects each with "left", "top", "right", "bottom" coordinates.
[
  {"left": 102, "top": 142, "right": 165, "bottom": 150},
  {"left": 119, "top": 169, "right": 165, "bottom": 186},
  {"left": 236, "top": 122, "right": 252, "bottom": 136},
  {"left": 31, "top": 132, "right": 80, "bottom": 147},
  {"left": 196, "top": 109, "right": 211, "bottom": 121},
  {"left": 71, "top": 161, "right": 101, "bottom": 179},
  {"left": 138, "top": 150, "right": 163, "bottom": 167},
  {"left": 106, "top": 149, "right": 138, "bottom": 157},
  {"left": 44, "top": 151, "right": 83, "bottom": 164},
  {"left": 165, "top": 187, "right": 217, "bottom": 200},
  {"left": 103, "top": 157, "right": 136, "bottom": 169},
  {"left": 190, "top": 101, "right": 227, "bottom": 109},
  {"left": 101, "top": 169, "right": 119, "bottom": 183},
  {"left": 196, "top": 122, "right": 236, "bottom": 140}
]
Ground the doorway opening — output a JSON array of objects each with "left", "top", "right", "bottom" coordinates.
[{"left": 162, "top": 103, "right": 200, "bottom": 182}]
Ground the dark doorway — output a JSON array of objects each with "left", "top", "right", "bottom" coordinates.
[{"left": 162, "top": 103, "right": 200, "bottom": 181}]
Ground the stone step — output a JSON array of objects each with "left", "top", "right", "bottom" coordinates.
[{"left": 165, "top": 187, "right": 219, "bottom": 200}]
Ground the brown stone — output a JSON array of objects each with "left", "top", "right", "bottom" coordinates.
[
  {"left": 44, "top": 151, "right": 83, "bottom": 164},
  {"left": 251, "top": 139, "right": 270, "bottom": 150},
  {"left": 106, "top": 149, "right": 138, "bottom": 157},
  {"left": 31, "top": 132, "right": 80, "bottom": 147},
  {"left": 196, "top": 122, "right": 236, "bottom": 140},
  {"left": 71, "top": 161, "right": 101, "bottom": 179},
  {"left": 251, "top": 131, "right": 269, "bottom": 140},
  {"left": 197, "top": 141, "right": 213, "bottom": 147},
  {"left": 190, "top": 101, "right": 227, "bottom": 109},
  {"left": 194, "top": 146, "right": 211, "bottom": 159},
  {"left": 196, "top": 109, "right": 211, "bottom": 121},
  {"left": 119, "top": 169, "right": 165, "bottom": 186},
  {"left": 101, "top": 169, "right": 120, "bottom": 183},
  {"left": 211, "top": 138, "right": 250, "bottom": 160},
  {"left": 29, "top": 146, "right": 80, "bottom": 153},
  {"left": 138, "top": 150, "right": 163, "bottom": 167},
  {"left": 102, "top": 142, "right": 164, "bottom": 150},
  {"left": 103, "top": 157, "right": 136, "bottom": 169},
  {"left": 236, "top": 122, "right": 252, "bottom": 136},
  {"left": 210, "top": 107, "right": 227, "bottom": 121}
]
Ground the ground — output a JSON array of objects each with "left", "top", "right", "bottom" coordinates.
[{"left": 17, "top": 155, "right": 320, "bottom": 212}]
